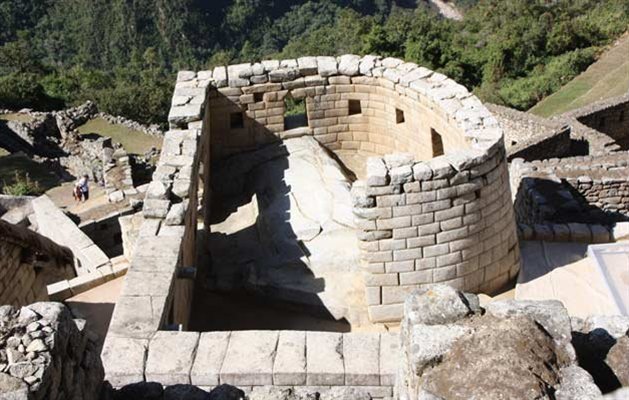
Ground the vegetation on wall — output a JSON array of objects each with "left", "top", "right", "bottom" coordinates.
[{"left": 0, "top": 0, "right": 627, "bottom": 125}]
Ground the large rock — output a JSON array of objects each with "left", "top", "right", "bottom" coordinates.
[
  {"left": 606, "top": 335, "right": 629, "bottom": 387},
  {"left": 419, "top": 315, "right": 571, "bottom": 399}
]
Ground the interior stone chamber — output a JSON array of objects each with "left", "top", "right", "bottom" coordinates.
[{"left": 170, "top": 55, "right": 521, "bottom": 324}]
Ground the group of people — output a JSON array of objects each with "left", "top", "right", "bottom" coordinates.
[{"left": 72, "top": 174, "right": 90, "bottom": 202}]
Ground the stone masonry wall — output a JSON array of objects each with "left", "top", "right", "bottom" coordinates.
[
  {"left": 167, "top": 55, "right": 520, "bottom": 324},
  {"left": 0, "top": 302, "right": 103, "bottom": 400},
  {"left": 101, "top": 55, "right": 520, "bottom": 389},
  {"left": 569, "top": 94, "right": 629, "bottom": 150},
  {"left": 511, "top": 152, "right": 629, "bottom": 224},
  {"left": 0, "top": 220, "right": 74, "bottom": 307}
]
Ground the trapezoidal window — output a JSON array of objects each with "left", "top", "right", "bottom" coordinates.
[
  {"left": 396, "top": 108, "right": 405, "bottom": 124},
  {"left": 349, "top": 100, "right": 362, "bottom": 115},
  {"left": 431, "top": 128, "right": 444, "bottom": 157},
  {"left": 230, "top": 112, "right": 244, "bottom": 129},
  {"left": 284, "top": 95, "right": 308, "bottom": 130}
]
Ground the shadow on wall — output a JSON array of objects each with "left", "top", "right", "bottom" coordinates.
[{"left": 189, "top": 97, "right": 350, "bottom": 332}]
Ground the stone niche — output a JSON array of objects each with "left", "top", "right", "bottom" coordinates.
[{"left": 174, "top": 55, "right": 521, "bottom": 323}]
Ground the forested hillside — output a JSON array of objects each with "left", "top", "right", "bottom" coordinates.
[{"left": 0, "top": 0, "right": 627, "bottom": 125}]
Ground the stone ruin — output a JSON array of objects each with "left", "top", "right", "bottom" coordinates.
[{"left": 0, "top": 55, "right": 627, "bottom": 399}]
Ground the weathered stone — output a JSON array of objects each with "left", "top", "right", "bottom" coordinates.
[
  {"left": 366, "top": 157, "right": 388, "bottom": 186},
  {"left": 273, "top": 331, "right": 306, "bottom": 386},
  {"left": 404, "top": 285, "right": 476, "bottom": 326},
  {"left": 306, "top": 332, "right": 344, "bottom": 385},
  {"left": 555, "top": 366, "right": 603, "bottom": 400},
  {"left": 191, "top": 332, "right": 231, "bottom": 387},
  {"left": 145, "top": 331, "right": 199, "bottom": 385},
  {"left": 220, "top": 331, "right": 278, "bottom": 386},
  {"left": 338, "top": 54, "right": 360, "bottom": 76},
  {"left": 317, "top": 56, "right": 338, "bottom": 77},
  {"left": 343, "top": 332, "right": 380, "bottom": 386},
  {"left": 606, "top": 335, "right": 629, "bottom": 386}
]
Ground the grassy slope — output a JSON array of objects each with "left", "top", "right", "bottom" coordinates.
[
  {"left": 77, "top": 117, "right": 162, "bottom": 155},
  {"left": 0, "top": 113, "right": 35, "bottom": 123},
  {"left": 0, "top": 154, "right": 62, "bottom": 192},
  {"left": 530, "top": 34, "right": 629, "bottom": 117}
]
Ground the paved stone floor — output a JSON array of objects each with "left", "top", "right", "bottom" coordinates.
[
  {"left": 517, "top": 241, "right": 619, "bottom": 318},
  {"left": 66, "top": 276, "right": 124, "bottom": 351}
]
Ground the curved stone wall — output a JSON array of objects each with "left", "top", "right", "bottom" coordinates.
[{"left": 168, "top": 55, "right": 520, "bottom": 323}]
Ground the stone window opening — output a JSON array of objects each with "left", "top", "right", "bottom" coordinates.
[
  {"left": 254, "top": 92, "right": 264, "bottom": 102},
  {"left": 230, "top": 112, "right": 244, "bottom": 129},
  {"left": 284, "top": 95, "right": 308, "bottom": 130},
  {"left": 431, "top": 128, "right": 444, "bottom": 157},
  {"left": 396, "top": 108, "right": 405, "bottom": 124},
  {"left": 349, "top": 100, "right": 362, "bottom": 116}
]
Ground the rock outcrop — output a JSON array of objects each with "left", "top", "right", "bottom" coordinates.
[{"left": 397, "top": 285, "right": 602, "bottom": 400}]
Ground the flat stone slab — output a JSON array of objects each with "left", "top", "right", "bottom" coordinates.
[
  {"left": 191, "top": 332, "right": 231, "bottom": 386},
  {"left": 379, "top": 332, "right": 400, "bottom": 386},
  {"left": 343, "top": 332, "right": 380, "bottom": 386},
  {"left": 220, "top": 331, "right": 279, "bottom": 386},
  {"left": 306, "top": 332, "right": 344, "bottom": 386},
  {"left": 101, "top": 337, "right": 148, "bottom": 387},
  {"left": 273, "top": 331, "right": 306, "bottom": 385},
  {"left": 145, "top": 331, "right": 199, "bottom": 385},
  {"left": 32, "top": 195, "right": 110, "bottom": 274}
]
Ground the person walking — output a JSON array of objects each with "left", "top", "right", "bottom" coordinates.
[{"left": 78, "top": 174, "right": 90, "bottom": 202}]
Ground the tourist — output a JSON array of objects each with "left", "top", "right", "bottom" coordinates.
[
  {"left": 78, "top": 174, "right": 90, "bottom": 202},
  {"left": 72, "top": 183, "right": 83, "bottom": 202}
]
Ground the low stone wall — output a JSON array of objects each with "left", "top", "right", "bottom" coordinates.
[
  {"left": 102, "top": 330, "right": 397, "bottom": 398},
  {"left": 79, "top": 207, "right": 135, "bottom": 258},
  {"left": 511, "top": 152, "right": 629, "bottom": 227},
  {"left": 563, "top": 93, "right": 629, "bottom": 150},
  {"left": 0, "top": 302, "right": 103, "bottom": 399},
  {"left": 0, "top": 220, "right": 73, "bottom": 307},
  {"left": 487, "top": 103, "right": 573, "bottom": 161},
  {"left": 517, "top": 222, "right": 612, "bottom": 243}
]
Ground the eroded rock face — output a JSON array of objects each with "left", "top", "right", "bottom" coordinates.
[
  {"left": 422, "top": 315, "right": 569, "bottom": 399},
  {"left": 397, "top": 284, "right": 601, "bottom": 400}
]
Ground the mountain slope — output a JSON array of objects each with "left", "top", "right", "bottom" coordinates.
[{"left": 529, "top": 33, "right": 629, "bottom": 117}]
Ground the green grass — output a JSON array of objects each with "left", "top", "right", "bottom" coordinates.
[
  {"left": 0, "top": 113, "right": 35, "bottom": 123},
  {"left": 77, "top": 117, "right": 162, "bottom": 155},
  {"left": 530, "top": 34, "right": 629, "bottom": 117},
  {"left": 0, "top": 153, "right": 62, "bottom": 192}
]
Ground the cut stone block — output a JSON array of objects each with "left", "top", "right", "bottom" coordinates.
[
  {"left": 145, "top": 331, "right": 200, "bottom": 385},
  {"left": 306, "top": 332, "right": 344, "bottom": 386},
  {"left": 101, "top": 337, "right": 148, "bottom": 387},
  {"left": 107, "top": 296, "right": 162, "bottom": 339},
  {"left": 220, "top": 331, "right": 279, "bottom": 386},
  {"left": 191, "top": 332, "right": 231, "bottom": 386},
  {"left": 343, "top": 332, "right": 380, "bottom": 386},
  {"left": 273, "top": 331, "right": 306, "bottom": 385},
  {"left": 379, "top": 332, "right": 399, "bottom": 386}
]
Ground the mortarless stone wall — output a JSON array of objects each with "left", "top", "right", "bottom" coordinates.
[
  {"left": 171, "top": 55, "right": 521, "bottom": 323},
  {"left": 0, "top": 220, "right": 74, "bottom": 307}
]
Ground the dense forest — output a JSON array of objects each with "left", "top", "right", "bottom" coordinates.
[{"left": 0, "top": 0, "right": 627, "bottom": 125}]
